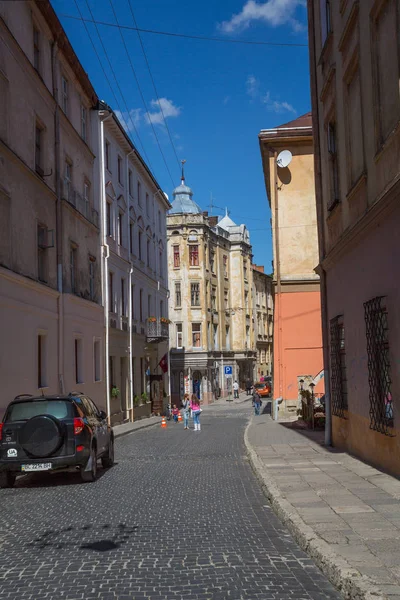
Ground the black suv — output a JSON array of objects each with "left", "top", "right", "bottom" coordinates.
[{"left": 0, "top": 393, "right": 114, "bottom": 488}]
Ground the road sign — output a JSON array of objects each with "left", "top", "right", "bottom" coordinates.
[{"left": 224, "top": 366, "right": 232, "bottom": 376}]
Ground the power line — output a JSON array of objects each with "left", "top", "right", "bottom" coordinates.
[
  {"left": 127, "top": 0, "right": 181, "bottom": 170},
  {"left": 108, "top": 0, "right": 176, "bottom": 187},
  {"left": 58, "top": 13, "right": 309, "bottom": 48}
]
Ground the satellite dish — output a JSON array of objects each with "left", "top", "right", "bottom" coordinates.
[{"left": 277, "top": 150, "right": 292, "bottom": 168}]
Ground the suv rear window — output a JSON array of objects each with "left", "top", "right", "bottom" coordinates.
[
  {"left": 6, "top": 400, "right": 74, "bottom": 422},
  {"left": 254, "top": 383, "right": 265, "bottom": 389}
]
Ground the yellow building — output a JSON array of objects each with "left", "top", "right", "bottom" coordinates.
[
  {"left": 252, "top": 265, "right": 273, "bottom": 381},
  {"left": 167, "top": 175, "right": 255, "bottom": 403}
]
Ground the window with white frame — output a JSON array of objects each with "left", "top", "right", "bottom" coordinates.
[
  {"left": 192, "top": 323, "right": 201, "bottom": 348},
  {"left": 176, "top": 323, "right": 183, "bottom": 348}
]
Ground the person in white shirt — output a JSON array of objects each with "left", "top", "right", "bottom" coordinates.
[{"left": 233, "top": 380, "right": 239, "bottom": 399}]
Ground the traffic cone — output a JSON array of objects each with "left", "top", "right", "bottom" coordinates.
[
  {"left": 161, "top": 416, "right": 167, "bottom": 428},
  {"left": 178, "top": 413, "right": 182, "bottom": 422}
]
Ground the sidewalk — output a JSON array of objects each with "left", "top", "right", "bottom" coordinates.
[
  {"left": 113, "top": 415, "right": 161, "bottom": 438},
  {"left": 245, "top": 412, "right": 400, "bottom": 600},
  {"left": 212, "top": 390, "right": 253, "bottom": 406}
]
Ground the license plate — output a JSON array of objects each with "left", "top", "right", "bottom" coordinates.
[{"left": 21, "top": 463, "right": 52, "bottom": 472}]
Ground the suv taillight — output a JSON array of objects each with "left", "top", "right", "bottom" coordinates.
[
  {"left": 0, "top": 423, "right": 3, "bottom": 441},
  {"left": 74, "top": 418, "right": 84, "bottom": 435}
]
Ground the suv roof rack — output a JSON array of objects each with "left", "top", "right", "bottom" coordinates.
[{"left": 14, "top": 394, "right": 34, "bottom": 400}]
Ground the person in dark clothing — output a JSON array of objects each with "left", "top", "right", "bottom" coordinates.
[{"left": 246, "top": 379, "right": 252, "bottom": 396}]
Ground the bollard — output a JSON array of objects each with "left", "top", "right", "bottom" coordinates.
[{"left": 273, "top": 398, "right": 282, "bottom": 421}]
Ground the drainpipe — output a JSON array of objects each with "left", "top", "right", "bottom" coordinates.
[
  {"left": 126, "top": 149, "right": 135, "bottom": 420},
  {"left": 308, "top": 0, "right": 331, "bottom": 445},
  {"left": 51, "top": 41, "right": 64, "bottom": 394},
  {"left": 99, "top": 111, "right": 113, "bottom": 423},
  {"left": 272, "top": 148, "right": 283, "bottom": 401}
]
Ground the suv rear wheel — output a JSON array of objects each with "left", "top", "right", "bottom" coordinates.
[
  {"left": 81, "top": 446, "right": 97, "bottom": 483},
  {"left": 0, "top": 472, "right": 16, "bottom": 489},
  {"left": 101, "top": 437, "right": 114, "bottom": 469}
]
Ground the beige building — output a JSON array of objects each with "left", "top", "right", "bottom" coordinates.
[
  {"left": 308, "top": 0, "right": 400, "bottom": 474},
  {"left": 97, "top": 107, "right": 170, "bottom": 424},
  {"left": 0, "top": 0, "right": 105, "bottom": 416},
  {"left": 252, "top": 265, "right": 273, "bottom": 380},
  {"left": 167, "top": 175, "right": 255, "bottom": 403}
]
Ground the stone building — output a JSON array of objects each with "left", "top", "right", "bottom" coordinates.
[
  {"left": 252, "top": 265, "right": 273, "bottom": 381},
  {"left": 0, "top": 0, "right": 105, "bottom": 416},
  {"left": 167, "top": 175, "right": 255, "bottom": 404},
  {"left": 259, "top": 114, "right": 324, "bottom": 414},
  {"left": 96, "top": 107, "right": 170, "bottom": 424},
  {"left": 308, "top": 0, "right": 400, "bottom": 474}
]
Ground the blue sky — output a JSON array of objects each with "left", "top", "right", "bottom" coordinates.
[{"left": 52, "top": 0, "right": 310, "bottom": 271}]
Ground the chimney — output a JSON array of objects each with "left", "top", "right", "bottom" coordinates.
[{"left": 208, "top": 216, "right": 218, "bottom": 227}]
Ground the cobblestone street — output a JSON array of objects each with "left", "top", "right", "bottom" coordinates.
[{"left": 0, "top": 403, "right": 341, "bottom": 600}]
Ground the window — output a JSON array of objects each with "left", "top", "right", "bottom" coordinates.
[
  {"left": 35, "top": 125, "right": 43, "bottom": 176},
  {"left": 109, "top": 272, "right": 114, "bottom": 312},
  {"left": 192, "top": 323, "right": 201, "bottom": 348},
  {"left": 211, "top": 287, "right": 217, "bottom": 311},
  {"left": 81, "top": 105, "right": 87, "bottom": 141},
  {"left": 33, "top": 26, "right": 40, "bottom": 72},
  {"left": 74, "top": 338, "right": 83, "bottom": 384},
  {"left": 159, "top": 250, "right": 163, "bottom": 278},
  {"left": 223, "top": 255, "right": 228, "bottom": 277},
  {"left": 320, "top": 0, "right": 332, "bottom": 46},
  {"left": 129, "top": 222, "right": 134, "bottom": 254},
  {"left": 127, "top": 169, "right": 132, "bottom": 196},
  {"left": 346, "top": 67, "right": 364, "bottom": 186},
  {"left": 84, "top": 181, "right": 90, "bottom": 216},
  {"left": 327, "top": 120, "right": 340, "bottom": 209},
  {"left": 224, "top": 289, "right": 229, "bottom": 310},
  {"left": 158, "top": 209, "right": 161, "bottom": 232},
  {"left": 225, "top": 326, "right": 230, "bottom": 350},
  {"left": 138, "top": 231, "right": 143, "bottom": 261},
  {"left": 244, "top": 260, "right": 248, "bottom": 281},
  {"left": 131, "top": 284, "right": 135, "bottom": 319},
  {"left": 37, "top": 224, "right": 47, "bottom": 283},
  {"left": 191, "top": 282, "right": 200, "bottom": 307},
  {"left": 146, "top": 193, "right": 149, "bottom": 216},
  {"left": 147, "top": 294, "right": 152, "bottom": 319},
  {"left": 118, "top": 212, "right": 123, "bottom": 246},
  {"left": 121, "top": 278, "right": 126, "bottom": 316},
  {"left": 175, "top": 282, "right": 181, "bottom": 308},
  {"left": 173, "top": 245, "right": 180, "bottom": 268},
  {"left": 147, "top": 239, "right": 150, "bottom": 268},
  {"left": 89, "top": 256, "right": 95, "bottom": 301},
  {"left": 245, "top": 291, "right": 249, "bottom": 312},
  {"left": 105, "top": 140, "right": 111, "bottom": 171},
  {"left": 37, "top": 333, "right": 47, "bottom": 388},
  {"left": 330, "top": 316, "right": 348, "bottom": 418},
  {"left": 214, "top": 324, "right": 218, "bottom": 350},
  {"left": 374, "top": 0, "right": 400, "bottom": 143},
  {"left": 109, "top": 356, "right": 114, "bottom": 390},
  {"left": 70, "top": 244, "right": 77, "bottom": 294},
  {"left": 176, "top": 323, "right": 183, "bottom": 348},
  {"left": 189, "top": 245, "right": 199, "bottom": 266},
  {"left": 364, "top": 296, "right": 393, "bottom": 433},
  {"left": 139, "top": 289, "right": 143, "bottom": 321},
  {"left": 106, "top": 202, "right": 112, "bottom": 237},
  {"left": 246, "top": 326, "right": 250, "bottom": 347},
  {"left": 137, "top": 180, "right": 141, "bottom": 206},
  {"left": 118, "top": 156, "right": 123, "bottom": 185},
  {"left": 61, "top": 76, "right": 68, "bottom": 115},
  {"left": 210, "top": 250, "right": 215, "bottom": 273},
  {"left": 94, "top": 340, "right": 101, "bottom": 382},
  {"left": 64, "top": 160, "right": 72, "bottom": 201}
]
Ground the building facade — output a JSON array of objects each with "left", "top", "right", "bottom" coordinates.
[
  {"left": 259, "top": 114, "right": 324, "bottom": 415},
  {"left": 0, "top": 0, "right": 105, "bottom": 416},
  {"left": 96, "top": 109, "right": 170, "bottom": 424},
  {"left": 167, "top": 177, "right": 255, "bottom": 404},
  {"left": 252, "top": 265, "right": 273, "bottom": 381},
  {"left": 308, "top": 0, "right": 400, "bottom": 474}
]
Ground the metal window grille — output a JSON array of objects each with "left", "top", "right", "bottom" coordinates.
[
  {"left": 330, "top": 316, "right": 348, "bottom": 418},
  {"left": 364, "top": 296, "right": 394, "bottom": 435}
]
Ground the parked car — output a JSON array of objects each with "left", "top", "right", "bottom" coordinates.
[
  {"left": 253, "top": 381, "right": 271, "bottom": 398},
  {"left": 0, "top": 393, "right": 114, "bottom": 488}
]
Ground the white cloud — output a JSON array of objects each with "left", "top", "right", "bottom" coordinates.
[
  {"left": 263, "top": 91, "right": 296, "bottom": 114},
  {"left": 246, "top": 75, "right": 260, "bottom": 99},
  {"left": 114, "top": 108, "right": 142, "bottom": 132},
  {"left": 219, "top": 0, "right": 306, "bottom": 33},
  {"left": 145, "top": 98, "right": 181, "bottom": 126}
]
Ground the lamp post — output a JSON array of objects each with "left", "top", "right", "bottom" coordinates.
[{"left": 310, "top": 382, "right": 315, "bottom": 429}]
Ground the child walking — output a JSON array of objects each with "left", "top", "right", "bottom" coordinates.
[
  {"left": 190, "top": 394, "right": 201, "bottom": 431},
  {"left": 172, "top": 404, "right": 179, "bottom": 422},
  {"left": 182, "top": 394, "right": 190, "bottom": 430}
]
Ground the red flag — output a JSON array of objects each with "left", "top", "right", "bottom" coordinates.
[{"left": 159, "top": 353, "right": 168, "bottom": 373}]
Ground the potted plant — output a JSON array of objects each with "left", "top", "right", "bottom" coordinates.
[
  {"left": 133, "top": 395, "right": 140, "bottom": 407},
  {"left": 111, "top": 385, "right": 120, "bottom": 400},
  {"left": 141, "top": 392, "right": 150, "bottom": 404}
]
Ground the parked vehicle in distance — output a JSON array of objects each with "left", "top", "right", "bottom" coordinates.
[
  {"left": 0, "top": 393, "right": 114, "bottom": 488},
  {"left": 253, "top": 381, "right": 271, "bottom": 398}
]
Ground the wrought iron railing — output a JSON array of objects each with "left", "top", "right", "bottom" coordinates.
[
  {"left": 61, "top": 179, "right": 99, "bottom": 228},
  {"left": 330, "top": 316, "right": 348, "bottom": 418},
  {"left": 146, "top": 319, "right": 169, "bottom": 342}
]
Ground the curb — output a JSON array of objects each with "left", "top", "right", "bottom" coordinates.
[
  {"left": 243, "top": 419, "right": 387, "bottom": 600},
  {"left": 113, "top": 417, "right": 162, "bottom": 439}
]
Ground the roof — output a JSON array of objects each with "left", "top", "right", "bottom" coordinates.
[
  {"left": 275, "top": 112, "right": 312, "bottom": 130},
  {"left": 218, "top": 214, "right": 237, "bottom": 230},
  {"left": 259, "top": 112, "right": 313, "bottom": 140},
  {"left": 169, "top": 180, "right": 202, "bottom": 215}
]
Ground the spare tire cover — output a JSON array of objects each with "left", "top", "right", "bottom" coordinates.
[{"left": 20, "top": 415, "right": 63, "bottom": 458}]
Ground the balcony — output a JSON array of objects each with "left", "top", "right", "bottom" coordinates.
[
  {"left": 61, "top": 179, "right": 99, "bottom": 228},
  {"left": 146, "top": 318, "right": 170, "bottom": 343}
]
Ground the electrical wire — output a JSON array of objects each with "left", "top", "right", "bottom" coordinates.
[
  {"left": 127, "top": 0, "right": 181, "bottom": 170},
  {"left": 58, "top": 13, "right": 309, "bottom": 48},
  {"left": 108, "top": 0, "right": 176, "bottom": 188}
]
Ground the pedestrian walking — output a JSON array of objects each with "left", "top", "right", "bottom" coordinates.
[
  {"left": 172, "top": 404, "right": 179, "bottom": 422},
  {"left": 246, "top": 378, "right": 252, "bottom": 396},
  {"left": 233, "top": 380, "right": 239, "bottom": 399},
  {"left": 253, "top": 389, "right": 261, "bottom": 416},
  {"left": 190, "top": 394, "right": 201, "bottom": 431},
  {"left": 182, "top": 394, "right": 190, "bottom": 430}
]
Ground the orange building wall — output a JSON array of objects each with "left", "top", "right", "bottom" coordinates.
[{"left": 273, "top": 290, "right": 324, "bottom": 401}]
